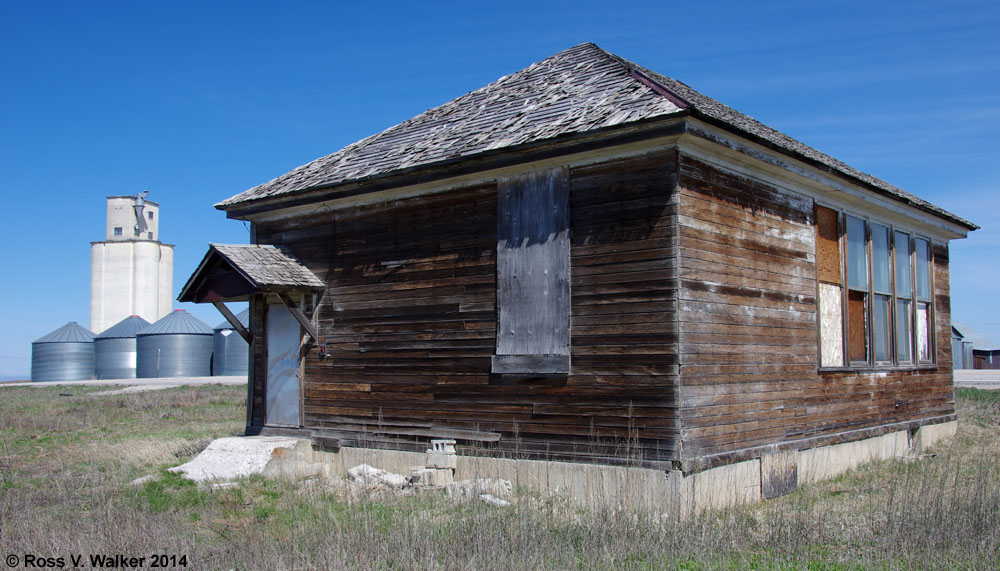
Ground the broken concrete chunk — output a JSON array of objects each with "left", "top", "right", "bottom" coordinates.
[
  {"left": 446, "top": 478, "right": 514, "bottom": 499},
  {"left": 480, "top": 493, "right": 511, "bottom": 507},
  {"left": 346, "top": 464, "right": 408, "bottom": 488},
  {"left": 377, "top": 472, "right": 408, "bottom": 489},
  {"left": 347, "top": 464, "right": 385, "bottom": 484}
]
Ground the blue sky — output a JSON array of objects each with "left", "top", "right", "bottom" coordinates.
[{"left": 1, "top": 0, "right": 997, "bottom": 379}]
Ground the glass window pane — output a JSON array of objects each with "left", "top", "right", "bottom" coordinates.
[
  {"left": 896, "top": 299, "right": 912, "bottom": 363},
  {"left": 917, "top": 302, "right": 931, "bottom": 361},
  {"left": 916, "top": 238, "right": 931, "bottom": 301},
  {"left": 872, "top": 224, "right": 891, "bottom": 294},
  {"left": 873, "top": 294, "right": 891, "bottom": 362},
  {"left": 894, "top": 231, "right": 912, "bottom": 298},
  {"left": 846, "top": 216, "right": 868, "bottom": 291}
]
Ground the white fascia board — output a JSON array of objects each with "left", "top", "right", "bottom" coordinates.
[{"left": 679, "top": 119, "right": 970, "bottom": 242}]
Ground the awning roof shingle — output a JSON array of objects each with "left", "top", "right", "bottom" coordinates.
[
  {"left": 209, "top": 244, "right": 325, "bottom": 290},
  {"left": 178, "top": 244, "right": 325, "bottom": 304}
]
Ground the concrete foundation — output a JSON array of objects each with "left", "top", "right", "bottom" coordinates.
[{"left": 257, "top": 420, "right": 958, "bottom": 515}]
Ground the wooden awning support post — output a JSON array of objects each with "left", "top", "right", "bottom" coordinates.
[
  {"left": 278, "top": 293, "right": 320, "bottom": 343},
  {"left": 212, "top": 302, "right": 252, "bottom": 344}
]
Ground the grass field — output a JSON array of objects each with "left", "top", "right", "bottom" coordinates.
[{"left": 1, "top": 384, "right": 998, "bottom": 569}]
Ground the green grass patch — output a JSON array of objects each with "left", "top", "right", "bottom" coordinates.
[{"left": 1, "top": 383, "right": 999, "bottom": 569}]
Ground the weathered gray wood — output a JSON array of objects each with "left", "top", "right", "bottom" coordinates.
[
  {"left": 760, "top": 449, "right": 799, "bottom": 499},
  {"left": 496, "top": 167, "right": 570, "bottom": 363},
  {"left": 213, "top": 301, "right": 252, "bottom": 344},
  {"left": 316, "top": 425, "right": 502, "bottom": 442},
  {"left": 278, "top": 293, "right": 320, "bottom": 343},
  {"left": 491, "top": 354, "right": 571, "bottom": 375}
]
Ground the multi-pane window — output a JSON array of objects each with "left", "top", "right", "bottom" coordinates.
[{"left": 815, "top": 205, "right": 934, "bottom": 369}]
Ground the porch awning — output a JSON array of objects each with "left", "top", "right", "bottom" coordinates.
[
  {"left": 178, "top": 244, "right": 324, "bottom": 304},
  {"left": 178, "top": 244, "right": 325, "bottom": 344}
]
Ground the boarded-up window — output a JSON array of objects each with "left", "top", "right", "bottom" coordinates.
[
  {"left": 492, "top": 168, "right": 571, "bottom": 375},
  {"left": 818, "top": 283, "right": 843, "bottom": 367},
  {"left": 815, "top": 205, "right": 843, "bottom": 366},
  {"left": 847, "top": 289, "right": 869, "bottom": 363},
  {"left": 815, "top": 205, "right": 841, "bottom": 285}
]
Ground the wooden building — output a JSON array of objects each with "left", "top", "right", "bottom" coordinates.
[
  {"left": 952, "top": 323, "right": 1000, "bottom": 370},
  {"left": 181, "top": 44, "right": 977, "bottom": 491}
]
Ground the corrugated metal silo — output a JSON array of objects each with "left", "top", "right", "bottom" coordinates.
[
  {"left": 31, "top": 322, "right": 96, "bottom": 382},
  {"left": 213, "top": 308, "right": 249, "bottom": 376},
  {"left": 94, "top": 315, "right": 151, "bottom": 379},
  {"left": 136, "top": 310, "right": 214, "bottom": 378}
]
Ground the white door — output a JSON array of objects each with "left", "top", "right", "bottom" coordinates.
[{"left": 265, "top": 304, "right": 301, "bottom": 427}]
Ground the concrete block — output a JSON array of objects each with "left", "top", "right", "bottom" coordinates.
[
  {"left": 426, "top": 451, "right": 457, "bottom": 470},
  {"left": 408, "top": 468, "right": 453, "bottom": 487},
  {"left": 428, "top": 439, "right": 456, "bottom": 454}
]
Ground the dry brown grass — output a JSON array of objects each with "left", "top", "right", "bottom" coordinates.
[{"left": 1, "top": 384, "right": 998, "bottom": 569}]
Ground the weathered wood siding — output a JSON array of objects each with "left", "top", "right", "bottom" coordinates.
[
  {"left": 677, "top": 155, "right": 955, "bottom": 463},
  {"left": 253, "top": 151, "right": 680, "bottom": 465},
  {"left": 567, "top": 153, "right": 679, "bottom": 463},
  {"left": 248, "top": 295, "right": 266, "bottom": 427}
]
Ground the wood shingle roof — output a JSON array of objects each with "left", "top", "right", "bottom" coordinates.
[
  {"left": 217, "top": 43, "right": 975, "bottom": 231},
  {"left": 177, "top": 244, "right": 325, "bottom": 304},
  {"left": 208, "top": 244, "right": 325, "bottom": 290}
]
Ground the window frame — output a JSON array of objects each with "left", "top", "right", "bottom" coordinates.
[{"left": 816, "top": 205, "right": 936, "bottom": 372}]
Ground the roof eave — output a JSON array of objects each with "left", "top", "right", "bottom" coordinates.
[
  {"left": 686, "top": 109, "right": 978, "bottom": 232},
  {"left": 215, "top": 113, "right": 692, "bottom": 219},
  {"left": 177, "top": 244, "right": 264, "bottom": 304}
]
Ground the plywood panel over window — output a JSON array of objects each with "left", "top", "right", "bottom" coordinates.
[
  {"left": 493, "top": 167, "right": 571, "bottom": 374},
  {"left": 815, "top": 205, "right": 841, "bottom": 285},
  {"left": 815, "top": 205, "right": 844, "bottom": 366},
  {"left": 819, "top": 282, "right": 843, "bottom": 367}
]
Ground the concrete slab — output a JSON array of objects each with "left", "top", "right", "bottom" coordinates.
[
  {"left": 1, "top": 375, "right": 247, "bottom": 393},
  {"left": 169, "top": 436, "right": 301, "bottom": 482}
]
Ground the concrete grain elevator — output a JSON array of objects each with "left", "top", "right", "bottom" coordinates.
[{"left": 90, "top": 192, "right": 174, "bottom": 333}]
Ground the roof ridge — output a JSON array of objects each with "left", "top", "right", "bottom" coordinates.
[
  {"left": 600, "top": 50, "right": 692, "bottom": 109},
  {"left": 217, "top": 42, "right": 685, "bottom": 207},
  {"left": 213, "top": 43, "right": 976, "bottom": 231}
]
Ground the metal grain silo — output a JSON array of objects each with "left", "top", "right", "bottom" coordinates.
[
  {"left": 213, "top": 308, "right": 249, "bottom": 376},
  {"left": 136, "top": 310, "right": 214, "bottom": 378},
  {"left": 94, "top": 315, "right": 150, "bottom": 379},
  {"left": 31, "top": 322, "right": 96, "bottom": 382}
]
